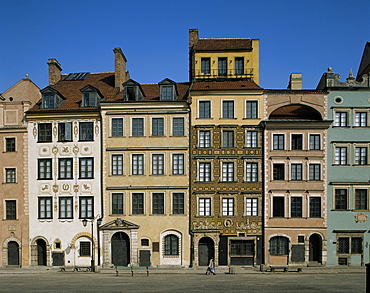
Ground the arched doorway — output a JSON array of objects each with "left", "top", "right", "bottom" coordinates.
[
  {"left": 198, "top": 237, "right": 214, "bottom": 266},
  {"left": 111, "top": 232, "right": 130, "bottom": 266},
  {"left": 309, "top": 234, "right": 322, "bottom": 263},
  {"left": 8, "top": 241, "right": 19, "bottom": 266},
  {"left": 37, "top": 239, "right": 47, "bottom": 266}
]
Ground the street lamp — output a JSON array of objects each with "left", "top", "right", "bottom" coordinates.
[{"left": 82, "top": 215, "right": 102, "bottom": 272}]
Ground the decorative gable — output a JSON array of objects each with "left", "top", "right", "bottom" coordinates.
[
  {"left": 40, "top": 86, "right": 64, "bottom": 109},
  {"left": 158, "top": 78, "right": 177, "bottom": 101},
  {"left": 122, "top": 79, "right": 145, "bottom": 101},
  {"left": 99, "top": 218, "right": 140, "bottom": 230}
]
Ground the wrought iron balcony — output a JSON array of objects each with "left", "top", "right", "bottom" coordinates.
[{"left": 193, "top": 68, "right": 254, "bottom": 81}]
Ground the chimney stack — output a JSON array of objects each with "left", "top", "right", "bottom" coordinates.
[
  {"left": 189, "top": 29, "right": 199, "bottom": 48},
  {"left": 47, "top": 59, "right": 62, "bottom": 86},
  {"left": 288, "top": 73, "right": 302, "bottom": 90},
  {"left": 114, "top": 48, "right": 128, "bottom": 91}
]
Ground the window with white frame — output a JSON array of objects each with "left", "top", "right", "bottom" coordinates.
[
  {"left": 79, "top": 196, "right": 93, "bottom": 218},
  {"left": 5, "top": 200, "right": 16, "bottom": 220},
  {"left": 246, "top": 162, "right": 258, "bottom": 182},
  {"left": 173, "top": 193, "right": 184, "bottom": 214},
  {"left": 58, "top": 122, "right": 72, "bottom": 142},
  {"left": 199, "top": 198, "right": 211, "bottom": 216},
  {"left": 291, "top": 164, "right": 302, "bottom": 180},
  {"left": 246, "top": 198, "right": 258, "bottom": 216},
  {"left": 79, "top": 158, "right": 93, "bottom": 179},
  {"left": 173, "top": 117, "right": 184, "bottom": 136},
  {"left": 222, "top": 100, "right": 234, "bottom": 118},
  {"left": 246, "top": 130, "right": 258, "bottom": 148},
  {"left": 59, "top": 197, "right": 73, "bottom": 219},
  {"left": 309, "top": 164, "right": 321, "bottom": 181},
  {"left": 152, "top": 193, "right": 164, "bottom": 214},
  {"left": 246, "top": 101, "right": 258, "bottom": 119},
  {"left": 38, "top": 158, "right": 52, "bottom": 180},
  {"left": 5, "top": 137, "right": 16, "bottom": 152},
  {"left": 222, "top": 162, "right": 234, "bottom": 182},
  {"left": 355, "top": 189, "right": 367, "bottom": 210},
  {"left": 5, "top": 168, "right": 16, "bottom": 183},
  {"left": 79, "top": 122, "right": 94, "bottom": 141},
  {"left": 172, "top": 154, "right": 184, "bottom": 175},
  {"left": 199, "top": 130, "right": 211, "bottom": 148},
  {"left": 58, "top": 158, "right": 73, "bottom": 179},
  {"left": 334, "top": 111, "right": 348, "bottom": 127},
  {"left": 291, "top": 197, "right": 302, "bottom": 217},
  {"left": 112, "top": 118, "right": 123, "bottom": 137},
  {"left": 132, "top": 154, "right": 144, "bottom": 175},
  {"left": 152, "top": 154, "right": 164, "bottom": 175},
  {"left": 310, "top": 197, "right": 321, "bottom": 217},
  {"left": 112, "top": 154, "right": 123, "bottom": 175},
  {"left": 335, "top": 146, "right": 348, "bottom": 165},
  {"left": 132, "top": 118, "right": 144, "bottom": 136},
  {"left": 199, "top": 162, "right": 211, "bottom": 182},
  {"left": 335, "top": 189, "right": 348, "bottom": 210},
  {"left": 199, "top": 101, "right": 211, "bottom": 118},
  {"left": 38, "top": 197, "right": 52, "bottom": 219},
  {"left": 222, "top": 198, "right": 234, "bottom": 216},
  {"left": 355, "top": 147, "right": 368, "bottom": 165},
  {"left": 132, "top": 193, "right": 144, "bottom": 214},
  {"left": 355, "top": 112, "right": 368, "bottom": 127},
  {"left": 273, "top": 134, "right": 284, "bottom": 150},
  {"left": 112, "top": 193, "right": 123, "bottom": 214},
  {"left": 152, "top": 118, "right": 164, "bottom": 136},
  {"left": 291, "top": 134, "right": 303, "bottom": 150},
  {"left": 310, "top": 134, "right": 321, "bottom": 150}
]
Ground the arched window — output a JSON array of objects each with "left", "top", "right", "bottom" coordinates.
[
  {"left": 164, "top": 234, "right": 179, "bottom": 256},
  {"left": 270, "top": 236, "right": 289, "bottom": 255}
]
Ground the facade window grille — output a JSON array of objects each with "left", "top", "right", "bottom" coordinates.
[
  {"left": 270, "top": 236, "right": 289, "bottom": 255},
  {"left": 80, "top": 241, "right": 91, "bottom": 256}
]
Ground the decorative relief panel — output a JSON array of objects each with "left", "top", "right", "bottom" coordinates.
[
  {"left": 59, "top": 146, "right": 71, "bottom": 155},
  {"left": 80, "top": 145, "right": 92, "bottom": 155},
  {"left": 81, "top": 183, "right": 92, "bottom": 193},
  {"left": 60, "top": 183, "right": 71, "bottom": 193},
  {"left": 39, "top": 146, "right": 50, "bottom": 156},
  {"left": 40, "top": 184, "right": 51, "bottom": 193}
]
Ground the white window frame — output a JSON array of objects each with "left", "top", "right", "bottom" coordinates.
[
  {"left": 199, "top": 129, "right": 212, "bottom": 148},
  {"left": 245, "top": 197, "right": 258, "bottom": 216},
  {"left": 131, "top": 117, "right": 145, "bottom": 137},
  {"left": 111, "top": 154, "right": 124, "bottom": 175},
  {"left": 172, "top": 153, "right": 185, "bottom": 175},
  {"left": 354, "top": 111, "right": 368, "bottom": 127},
  {"left": 152, "top": 153, "right": 165, "bottom": 175},
  {"left": 172, "top": 117, "right": 185, "bottom": 136},
  {"left": 132, "top": 154, "right": 145, "bottom": 175},
  {"left": 245, "top": 100, "right": 259, "bottom": 119},
  {"left": 221, "top": 161, "right": 235, "bottom": 182},
  {"left": 221, "top": 99, "right": 235, "bottom": 119},
  {"left": 198, "top": 100, "right": 212, "bottom": 119},
  {"left": 222, "top": 197, "right": 234, "bottom": 216},
  {"left": 198, "top": 161, "right": 212, "bottom": 182},
  {"left": 245, "top": 130, "right": 258, "bottom": 148},
  {"left": 198, "top": 197, "right": 212, "bottom": 216},
  {"left": 151, "top": 117, "right": 165, "bottom": 136},
  {"left": 111, "top": 117, "right": 124, "bottom": 137}
]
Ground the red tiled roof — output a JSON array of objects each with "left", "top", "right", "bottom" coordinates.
[
  {"left": 191, "top": 80, "right": 262, "bottom": 91},
  {"left": 193, "top": 39, "right": 252, "bottom": 51}
]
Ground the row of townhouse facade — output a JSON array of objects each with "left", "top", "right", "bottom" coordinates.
[{"left": 1, "top": 30, "right": 370, "bottom": 269}]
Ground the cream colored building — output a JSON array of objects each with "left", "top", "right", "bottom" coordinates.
[{"left": 0, "top": 77, "right": 40, "bottom": 267}]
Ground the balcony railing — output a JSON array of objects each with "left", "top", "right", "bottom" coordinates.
[{"left": 193, "top": 68, "right": 254, "bottom": 81}]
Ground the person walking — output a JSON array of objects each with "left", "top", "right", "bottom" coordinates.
[{"left": 205, "top": 257, "right": 216, "bottom": 275}]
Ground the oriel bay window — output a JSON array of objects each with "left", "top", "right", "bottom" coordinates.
[{"left": 79, "top": 196, "right": 93, "bottom": 218}]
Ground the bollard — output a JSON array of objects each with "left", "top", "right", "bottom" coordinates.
[{"left": 366, "top": 263, "right": 370, "bottom": 293}]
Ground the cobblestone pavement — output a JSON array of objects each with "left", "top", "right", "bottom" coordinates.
[{"left": 0, "top": 266, "right": 366, "bottom": 292}]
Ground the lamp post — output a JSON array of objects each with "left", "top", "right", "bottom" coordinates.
[{"left": 82, "top": 215, "right": 102, "bottom": 272}]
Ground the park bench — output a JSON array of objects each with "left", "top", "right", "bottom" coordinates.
[
  {"left": 269, "top": 265, "right": 302, "bottom": 272},
  {"left": 115, "top": 266, "right": 149, "bottom": 276},
  {"left": 60, "top": 266, "right": 91, "bottom": 272}
]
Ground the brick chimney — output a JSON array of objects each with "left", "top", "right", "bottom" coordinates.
[
  {"left": 288, "top": 73, "right": 302, "bottom": 90},
  {"left": 47, "top": 59, "right": 62, "bottom": 86},
  {"left": 189, "top": 29, "right": 199, "bottom": 48},
  {"left": 114, "top": 48, "right": 128, "bottom": 91}
]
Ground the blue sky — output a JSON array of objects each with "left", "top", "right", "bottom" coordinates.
[{"left": 1, "top": 0, "right": 369, "bottom": 92}]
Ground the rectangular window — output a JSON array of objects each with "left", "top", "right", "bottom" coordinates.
[
  {"left": 83, "top": 92, "right": 96, "bottom": 107},
  {"left": 59, "top": 197, "right": 73, "bottom": 219},
  {"left": 291, "top": 164, "right": 302, "bottom": 181},
  {"left": 246, "top": 131, "right": 258, "bottom": 148},
  {"left": 58, "top": 158, "right": 73, "bottom": 179},
  {"left": 132, "top": 154, "right": 144, "bottom": 175},
  {"left": 152, "top": 118, "right": 164, "bottom": 136},
  {"left": 246, "top": 198, "right": 258, "bottom": 216},
  {"left": 79, "top": 158, "right": 93, "bottom": 179},
  {"left": 337, "top": 237, "right": 363, "bottom": 255},
  {"left": 172, "top": 154, "right": 184, "bottom": 175},
  {"left": 291, "top": 197, "right": 302, "bottom": 217},
  {"left": 5, "top": 138, "right": 15, "bottom": 152},
  {"left": 38, "top": 197, "right": 52, "bottom": 219},
  {"left": 355, "top": 147, "right": 368, "bottom": 165},
  {"left": 112, "top": 118, "right": 123, "bottom": 137},
  {"left": 310, "top": 134, "right": 321, "bottom": 150},
  {"left": 246, "top": 101, "right": 258, "bottom": 119},
  {"left": 173, "top": 118, "right": 184, "bottom": 136},
  {"left": 273, "top": 134, "right": 284, "bottom": 150},
  {"left": 309, "top": 164, "right": 321, "bottom": 181},
  {"left": 355, "top": 189, "right": 367, "bottom": 210},
  {"left": 132, "top": 193, "right": 144, "bottom": 214},
  {"left": 352, "top": 237, "right": 363, "bottom": 254},
  {"left": 79, "top": 197, "right": 93, "bottom": 218},
  {"left": 58, "top": 122, "right": 72, "bottom": 142},
  {"left": 152, "top": 193, "right": 164, "bottom": 214},
  {"left": 112, "top": 154, "right": 123, "bottom": 175},
  {"left": 201, "top": 58, "right": 210, "bottom": 74},
  {"left": 112, "top": 193, "right": 123, "bottom": 214},
  {"left": 199, "top": 130, "right": 211, "bottom": 148},
  {"left": 335, "top": 189, "right": 348, "bottom": 210},
  {"left": 222, "top": 162, "right": 234, "bottom": 182},
  {"left": 273, "top": 164, "right": 285, "bottom": 180},
  {"left": 38, "top": 159, "right": 52, "bottom": 180},
  {"left": 222, "top": 198, "right": 234, "bottom": 216},
  {"left": 355, "top": 112, "right": 367, "bottom": 127},
  {"left": 222, "top": 130, "right": 234, "bottom": 148},
  {"left": 310, "top": 197, "right": 321, "bottom": 218},
  {"left": 222, "top": 101, "right": 234, "bottom": 118},
  {"left": 273, "top": 197, "right": 284, "bottom": 217},
  {"left": 161, "top": 85, "right": 174, "bottom": 100},
  {"left": 5, "top": 200, "right": 16, "bottom": 220},
  {"left": 335, "top": 147, "right": 348, "bottom": 165},
  {"left": 132, "top": 118, "right": 144, "bottom": 136},
  {"left": 5, "top": 168, "right": 16, "bottom": 183},
  {"left": 199, "top": 101, "right": 211, "bottom": 118},
  {"left": 218, "top": 57, "right": 227, "bottom": 76},
  {"left": 335, "top": 112, "right": 348, "bottom": 127},
  {"left": 199, "top": 162, "right": 211, "bottom": 182},
  {"left": 235, "top": 57, "right": 244, "bottom": 75},
  {"left": 173, "top": 193, "right": 184, "bottom": 214},
  {"left": 38, "top": 123, "right": 52, "bottom": 142},
  {"left": 246, "top": 162, "right": 258, "bottom": 182},
  {"left": 152, "top": 154, "right": 164, "bottom": 175},
  {"left": 42, "top": 94, "right": 55, "bottom": 109},
  {"left": 80, "top": 241, "right": 91, "bottom": 256},
  {"left": 79, "top": 122, "right": 93, "bottom": 141},
  {"left": 230, "top": 240, "right": 254, "bottom": 256},
  {"left": 199, "top": 198, "right": 211, "bottom": 216},
  {"left": 291, "top": 134, "right": 303, "bottom": 150},
  {"left": 338, "top": 237, "right": 350, "bottom": 254}
]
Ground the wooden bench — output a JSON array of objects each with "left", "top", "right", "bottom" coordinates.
[
  {"left": 269, "top": 265, "right": 302, "bottom": 272},
  {"left": 115, "top": 266, "right": 149, "bottom": 277}
]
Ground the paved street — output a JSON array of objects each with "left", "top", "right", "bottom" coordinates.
[{"left": 0, "top": 270, "right": 365, "bottom": 292}]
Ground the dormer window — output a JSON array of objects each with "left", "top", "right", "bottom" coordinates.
[
  {"left": 123, "top": 79, "right": 144, "bottom": 101},
  {"left": 80, "top": 85, "right": 101, "bottom": 107},
  {"left": 125, "top": 86, "right": 137, "bottom": 101},
  {"left": 159, "top": 78, "right": 177, "bottom": 101},
  {"left": 40, "top": 87, "right": 64, "bottom": 109}
]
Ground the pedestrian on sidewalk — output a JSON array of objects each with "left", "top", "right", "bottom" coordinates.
[{"left": 205, "top": 257, "right": 216, "bottom": 275}]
